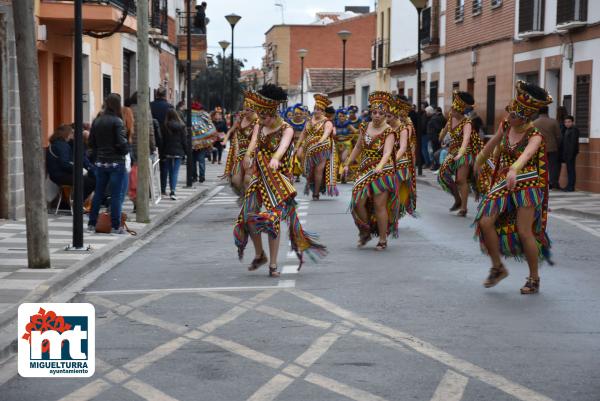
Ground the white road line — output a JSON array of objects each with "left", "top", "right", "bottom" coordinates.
[
  {"left": 289, "top": 289, "right": 555, "bottom": 401},
  {"left": 255, "top": 304, "right": 332, "bottom": 330},
  {"left": 298, "top": 212, "right": 307, "bottom": 217},
  {"left": 281, "top": 265, "right": 298, "bottom": 274},
  {"left": 128, "top": 292, "right": 168, "bottom": 308},
  {"left": 305, "top": 373, "right": 389, "bottom": 401},
  {"left": 203, "top": 335, "right": 284, "bottom": 369},
  {"left": 82, "top": 285, "right": 284, "bottom": 295},
  {"left": 430, "top": 370, "right": 469, "bottom": 401},
  {"left": 123, "top": 337, "right": 190, "bottom": 374},
  {"left": 277, "top": 280, "right": 296, "bottom": 288},
  {"left": 123, "top": 378, "right": 181, "bottom": 401},
  {"left": 300, "top": 220, "right": 306, "bottom": 224},
  {"left": 56, "top": 379, "right": 112, "bottom": 401},
  {"left": 198, "top": 306, "right": 247, "bottom": 333},
  {"left": 351, "top": 330, "right": 408, "bottom": 353},
  {"left": 286, "top": 251, "right": 296, "bottom": 259},
  {"left": 127, "top": 309, "right": 189, "bottom": 335},
  {"left": 551, "top": 213, "right": 600, "bottom": 238},
  {"left": 295, "top": 329, "right": 346, "bottom": 368},
  {"left": 0, "top": 279, "right": 46, "bottom": 290},
  {"left": 246, "top": 374, "right": 295, "bottom": 401},
  {"left": 298, "top": 205, "right": 308, "bottom": 210}
]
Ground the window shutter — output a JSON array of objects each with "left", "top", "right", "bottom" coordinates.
[{"left": 575, "top": 74, "right": 590, "bottom": 138}]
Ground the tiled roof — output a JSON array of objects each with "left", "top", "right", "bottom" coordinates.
[{"left": 306, "top": 68, "right": 370, "bottom": 93}]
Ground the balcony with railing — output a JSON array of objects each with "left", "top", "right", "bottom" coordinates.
[
  {"left": 371, "top": 38, "right": 390, "bottom": 70},
  {"left": 39, "top": 0, "right": 137, "bottom": 34},
  {"left": 556, "top": 0, "right": 588, "bottom": 31},
  {"left": 176, "top": 10, "right": 207, "bottom": 64}
]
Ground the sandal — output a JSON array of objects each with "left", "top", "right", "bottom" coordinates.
[
  {"left": 248, "top": 251, "right": 267, "bottom": 271},
  {"left": 269, "top": 265, "right": 280, "bottom": 277},
  {"left": 520, "top": 277, "right": 540, "bottom": 294},
  {"left": 312, "top": 194, "right": 320, "bottom": 201},
  {"left": 357, "top": 232, "right": 372, "bottom": 247},
  {"left": 449, "top": 199, "right": 461, "bottom": 212},
  {"left": 457, "top": 209, "right": 468, "bottom": 217},
  {"left": 375, "top": 241, "right": 387, "bottom": 251},
  {"left": 483, "top": 264, "right": 509, "bottom": 288}
]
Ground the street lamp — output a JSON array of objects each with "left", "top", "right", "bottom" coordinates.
[
  {"left": 186, "top": 0, "right": 194, "bottom": 187},
  {"left": 219, "top": 40, "right": 230, "bottom": 109},
  {"left": 273, "top": 60, "right": 282, "bottom": 85},
  {"left": 410, "top": 0, "right": 427, "bottom": 176},
  {"left": 225, "top": 13, "right": 241, "bottom": 126},
  {"left": 337, "top": 30, "right": 352, "bottom": 108},
  {"left": 297, "top": 48, "right": 308, "bottom": 104}
]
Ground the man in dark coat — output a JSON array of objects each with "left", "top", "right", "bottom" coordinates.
[
  {"left": 427, "top": 106, "right": 446, "bottom": 170},
  {"left": 561, "top": 115, "right": 580, "bottom": 192},
  {"left": 194, "top": 2, "right": 207, "bottom": 34},
  {"left": 150, "top": 87, "right": 174, "bottom": 192},
  {"left": 534, "top": 106, "right": 562, "bottom": 189}
]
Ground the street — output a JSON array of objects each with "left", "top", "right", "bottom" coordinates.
[{"left": 1, "top": 182, "right": 599, "bottom": 401}]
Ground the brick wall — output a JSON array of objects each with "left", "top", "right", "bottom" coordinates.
[
  {"left": 286, "top": 13, "right": 376, "bottom": 87},
  {"left": 577, "top": 139, "right": 600, "bottom": 192},
  {"left": 445, "top": 0, "right": 514, "bottom": 54}
]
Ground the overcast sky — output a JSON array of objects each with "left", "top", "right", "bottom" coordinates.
[{"left": 205, "top": 0, "right": 376, "bottom": 70}]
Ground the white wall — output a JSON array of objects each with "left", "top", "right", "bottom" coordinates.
[
  {"left": 515, "top": 0, "right": 600, "bottom": 38},
  {"left": 389, "top": 0, "right": 418, "bottom": 62},
  {"left": 354, "top": 70, "right": 378, "bottom": 111},
  {"left": 514, "top": 38, "right": 600, "bottom": 139}
]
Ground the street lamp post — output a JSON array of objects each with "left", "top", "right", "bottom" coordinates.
[
  {"left": 225, "top": 14, "right": 241, "bottom": 127},
  {"left": 185, "top": 0, "right": 194, "bottom": 187},
  {"left": 273, "top": 60, "right": 282, "bottom": 85},
  {"left": 72, "top": 0, "right": 84, "bottom": 249},
  {"left": 337, "top": 30, "right": 352, "bottom": 108},
  {"left": 219, "top": 40, "right": 230, "bottom": 109},
  {"left": 297, "top": 48, "right": 308, "bottom": 105},
  {"left": 411, "top": 0, "right": 427, "bottom": 176}
]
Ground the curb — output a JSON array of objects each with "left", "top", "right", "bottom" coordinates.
[
  {"left": 0, "top": 181, "right": 221, "bottom": 361},
  {"left": 417, "top": 177, "right": 600, "bottom": 221}
]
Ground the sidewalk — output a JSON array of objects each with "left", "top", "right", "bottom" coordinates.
[
  {"left": 416, "top": 169, "right": 600, "bottom": 220},
  {"left": 0, "top": 162, "right": 224, "bottom": 341}
]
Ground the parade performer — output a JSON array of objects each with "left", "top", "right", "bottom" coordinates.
[
  {"left": 234, "top": 85, "right": 327, "bottom": 277},
  {"left": 334, "top": 108, "right": 354, "bottom": 183},
  {"left": 221, "top": 91, "right": 260, "bottom": 196},
  {"left": 437, "top": 91, "right": 483, "bottom": 216},
  {"left": 286, "top": 103, "right": 309, "bottom": 182},
  {"left": 474, "top": 81, "right": 552, "bottom": 294},
  {"left": 297, "top": 94, "right": 339, "bottom": 200},
  {"left": 343, "top": 91, "right": 398, "bottom": 250},
  {"left": 190, "top": 103, "right": 217, "bottom": 183},
  {"left": 388, "top": 95, "right": 417, "bottom": 219}
]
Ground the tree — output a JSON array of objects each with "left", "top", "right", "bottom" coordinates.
[{"left": 192, "top": 54, "right": 244, "bottom": 112}]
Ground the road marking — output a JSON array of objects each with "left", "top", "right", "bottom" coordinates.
[
  {"left": 351, "top": 329, "right": 408, "bottom": 353},
  {"left": 199, "top": 306, "right": 248, "bottom": 333},
  {"left": 123, "top": 337, "right": 190, "bottom": 374},
  {"left": 246, "top": 374, "right": 295, "bottom": 401},
  {"left": 204, "top": 335, "right": 284, "bottom": 369},
  {"left": 298, "top": 212, "right": 307, "bottom": 217},
  {"left": 286, "top": 251, "right": 296, "bottom": 259},
  {"left": 83, "top": 285, "right": 286, "bottom": 295},
  {"left": 289, "top": 289, "right": 555, "bottom": 401},
  {"left": 56, "top": 379, "right": 112, "bottom": 401},
  {"left": 254, "top": 305, "right": 332, "bottom": 330},
  {"left": 300, "top": 220, "right": 306, "bottom": 224},
  {"left": 430, "top": 370, "right": 469, "bottom": 401},
  {"left": 127, "top": 309, "right": 189, "bottom": 335},
  {"left": 305, "top": 373, "right": 389, "bottom": 401},
  {"left": 551, "top": 213, "right": 600, "bottom": 238},
  {"left": 277, "top": 280, "right": 296, "bottom": 288},
  {"left": 281, "top": 265, "right": 298, "bottom": 274},
  {"left": 123, "top": 378, "right": 181, "bottom": 401},
  {"left": 295, "top": 330, "right": 345, "bottom": 368},
  {"left": 298, "top": 205, "right": 308, "bottom": 210}
]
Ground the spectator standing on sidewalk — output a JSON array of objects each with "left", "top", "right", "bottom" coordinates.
[
  {"left": 161, "top": 109, "right": 188, "bottom": 200},
  {"left": 427, "top": 107, "right": 446, "bottom": 170},
  {"left": 194, "top": 2, "right": 207, "bottom": 34},
  {"left": 561, "top": 115, "right": 580, "bottom": 192},
  {"left": 418, "top": 104, "right": 433, "bottom": 168},
  {"left": 533, "top": 106, "right": 562, "bottom": 189},
  {"left": 87, "top": 94, "right": 129, "bottom": 234},
  {"left": 150, "top": 87, "right": 174, "bottom": 194},
  {"left": 211, "top": 109, "right": 228, "bottom": 165}
]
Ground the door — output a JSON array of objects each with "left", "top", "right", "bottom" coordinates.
[{"left": 545, "top": 69, "right": 560, "bottom": 118}]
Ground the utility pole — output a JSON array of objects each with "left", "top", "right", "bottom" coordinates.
[
  {"left": 136, "top": 0, "right": 151, "bottom": 222},
  {"left": 11, "top": 0, "right": 50, "bottom": 268},
  {"left": 185, "top": 0, "right": 194, "bottom": 188}
]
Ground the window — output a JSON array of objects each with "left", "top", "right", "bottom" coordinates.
[
  {"left": 386, "top": 7, "right": 391, "bottom": 65},
  {"left": 452, "top": 81, "right": 460, "bottom": 91},
  {"left": 467, "top": 78, "right": 475, "bottom": 96},
  {"left": 102, "top": 74, "right": 112, "bottom": 101},
  {"left": 575, "top": 74, "right": 590, "bottom": 138},
  {"left": 421, "top": 7, "right": 432, "bottom": 43},
  {"left": 123, "top": 50, "right": 135, "bottom": 100},
  {"left": 557, "top": 0, "right": 588, "bottom": 24},
  {"left": 429, "top": 81, "right": 439, "bottom": 108},
  {"left": 486, "top": 77, "right": 496, "bottom": 134},
  {"left": 472, "top": 0, "right": 482, "bottom": 15},
  {"left": 361, "top": 86, "right": 370, "bottom": 111},
  {"left": 491, "top": 0, "right": 503, "bottom": 8},
  {"left": 519, "top": 0, "right": 545, "bottom": 33},
  {"left": 455, "top": 0, "right": 465, "bottom": 21}
]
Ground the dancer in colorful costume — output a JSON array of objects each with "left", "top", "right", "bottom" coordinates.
[
  {"left": 343, "top": 91, "right": 399, "bottom": 250},
  {"left": 437, "top": 91, "right": 483, "bottom": 216},
  {"left": 474, "top": 81, "right": 552, "bottom": 294},
  {"left": 234, "top": 85, "right": 327, "bottom": 277},
  {"left": 297, "top": 94, "right": 339, "bottom": 200},
  {"left": 334, "top": 108, "right": 354, "bottom": 183},
  {"left": 221, "top": 91, "right": 260, "bottom": 196},
  {"left": 388, "top": 95, "right": 417, "bottom": 219},
  {"left": 285, "top": 104, "right": 309, "bottom": 182}
]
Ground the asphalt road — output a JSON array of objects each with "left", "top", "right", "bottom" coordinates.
[{"left": 2, "top": 181, "right": 599, "bottom": 401}]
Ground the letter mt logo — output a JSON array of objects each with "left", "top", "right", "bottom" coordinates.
[{"left": 18, "top": 303, "right": 95, "bottom": 377}]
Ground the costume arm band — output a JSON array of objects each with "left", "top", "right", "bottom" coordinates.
[{"left": 510, "top": 160, "right": 523, "bottom": 172}]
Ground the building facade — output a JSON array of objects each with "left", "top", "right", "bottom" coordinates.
[
  {"left": 263, "top": 11, "right": 376, "bottom": 97},
  {"left": 514, "top": 0, "right": 600, "bottom": 192}
]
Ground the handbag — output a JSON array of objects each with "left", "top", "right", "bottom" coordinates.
[{"left": 95, "top": 211, "right": 137, "bottom": 235}]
